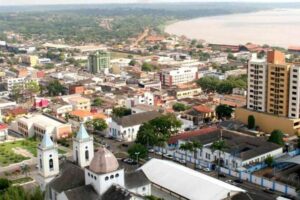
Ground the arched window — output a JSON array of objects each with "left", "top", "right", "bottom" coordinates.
[
  {"left": 85, "top": 150, "right": 89, "bottom": 160},
  {"left": 110, "top": 175, "right": 114, "bottom": 179},
  {"left": 49, "top": 159, "right": 54, "bottom": 171},
  {"left": 105, "top": 176, "right": 109, "bottom": 181},
  {"left": 115, "top": 173, "right": 119, "bottom": 178}
]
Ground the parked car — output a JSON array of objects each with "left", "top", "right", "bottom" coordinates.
[
  {"left": 121, "top": 143, "right": 129, "bottom": 148},
  {"left": 219, "top": 173, "right": 226, "bottom": 178},
  {"left": 122, "top": 158, "right": 137, "bottom": 165},
  {"left": 203, "top": 167, "right": 212, "bottom": 172},
  {"left": 175, "top": 157, "right": 186, "bottom": 164},
  {"left": 233, "top": 179, "right": 243, "bottom": 184},
  {"left": 263, "top": 188, "right": 275, "bottom": 194},
  {"left": 155, "top": 151, "right": 163, "bottom": 156},
  {"left": 148, "top": 149, "right": 155, "bottom": 153},
  {"left": 163, "top": 154, "right": 173, "bottom": 159},
  {"left": 225, "top": 180, "right": 237, "bottom": 186}
]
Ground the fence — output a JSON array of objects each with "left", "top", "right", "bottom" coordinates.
[{"left": 220, "top": 167, "right": 298, "bottom": 197}]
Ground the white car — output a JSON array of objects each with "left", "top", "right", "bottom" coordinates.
[
  {"left": 175, "top": 158, "right": 186, "bottom": 164},
  {"left": 203, "top": 167, "right": 212, "bottom": 172},
  {"left": 148, "top": 149, "right": 155, "bottom": 153},
  {"left": 163, "top": 154, "right": 173, "bottom": 159},
  {"left": 155, "top": 151, "right": 163, "bottom": 156}
]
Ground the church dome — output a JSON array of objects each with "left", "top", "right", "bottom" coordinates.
[{"left": 89, "top": 147, "right": 119, "bottom": 174}]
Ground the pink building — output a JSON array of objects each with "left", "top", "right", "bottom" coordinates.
[{"left": 34, "top": 98, "right": 49, "bottom": 109}]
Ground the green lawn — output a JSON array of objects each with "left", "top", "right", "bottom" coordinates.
[{"left": 0, "top": 139, "right": 38, "bottom": 167}]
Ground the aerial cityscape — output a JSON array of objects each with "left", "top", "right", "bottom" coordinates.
[{"left": 1, "top": 1, "right": 300, "bottom": 200}]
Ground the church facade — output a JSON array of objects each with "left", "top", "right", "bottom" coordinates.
[{"left": 36, "top": 123, "right": 151, "bottom": 200}]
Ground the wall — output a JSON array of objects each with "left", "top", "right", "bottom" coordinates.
[
  {"left": 220, "top": 167, "right": 297, "bottom": 197},
  {"left": 235, "top": 108, "right": 300, "bottom": 135}
]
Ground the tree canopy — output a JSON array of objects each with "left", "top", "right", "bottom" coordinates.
[
  {"left": 136, "top": 114, "right": 182, "bottom": 148},
  {"left": 215, "top": 104, "right": 233, "bottom": 119},
  {"left": 197, "top": 76, "right": 247, "bottom": 94},
  {"left": 172, "top": 103, "right": 190, "bottom": 112},
  {"left": 86, "top": 118, "right": 108, "bottom": 132},
  {"left": 47, "top": 80, "right": 64, "bottom": 96},
  {"left": 247, "top": 115, "right": 255, "bottom": 129},
  {"left": 128, "top": 143, "right": 148, "bottom": 160},
  {"left": 268, "top": 130, "right": 284, "bottom": 146},
  {"left": 112, "top": 107, "right": 131, "bottom": 118}
]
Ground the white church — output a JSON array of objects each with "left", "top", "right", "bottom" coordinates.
[{"left": 36, "top": 123, "right": 151, "bottom": 200}]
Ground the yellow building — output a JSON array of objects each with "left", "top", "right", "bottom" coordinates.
[
  {"left": 235, "top": 107, "right": 300, "bottom": 135},
  {"left": 22, "top": 55, "right": 38, "bottom": 67},
  {"left": 175, "top": 87, "right": 202, "bottom": 99},
  {"left": 267, "top": 50, "right": 291, "bottom": 117}
]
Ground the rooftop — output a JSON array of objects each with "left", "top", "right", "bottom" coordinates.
[{"left": 113, "top": 111, "right": 161, "bottom": 127}]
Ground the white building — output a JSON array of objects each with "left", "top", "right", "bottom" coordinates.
[
  {"left": 247, "top": 55, "right": 268, "bottom": 112},
  {"left": 0, "top": 124, "right": 8, "bottom": 141},
  {"left": 159, "top": 66, "right": 198, "bottom": 86},
  {"left": 224, "top": 69, "right": 247, "bottom": 79},
  {"left": 14, "top": 114, "right": 72, "bottom": 140},
  {"left": 43, "top": 124, "right": 151, "bottom": 200},
  {"left": 289, "top": 65, "right": 300, "bottom": 118},
  {"left": 125, "top": 91, "right": 154, "bottom": 108},
  {"left": 109, "top": 111, "right": 161, "bottom": 142},
  {"left": 203, "top": 72, "right": 225, "bottom": 80}
]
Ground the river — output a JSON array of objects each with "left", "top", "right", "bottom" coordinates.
[{"left": 165, "top": 9, "right": 300, "bottom": 48}]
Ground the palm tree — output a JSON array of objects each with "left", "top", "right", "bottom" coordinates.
[
  {"left": 180, "top": 141, "right": 203, "bottom": 169},
  {"left": 20, "top": 164, "right": 30, "bottom": 177},
  {"left": 211, "top": 139, "right": 226, "bottom": 178}
]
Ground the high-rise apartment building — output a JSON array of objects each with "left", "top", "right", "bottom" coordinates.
[
  {"left": 266, "top": 50, "right": 291, "bottom": 117},
  {"left": 289, "top": 65, "right": 300, "bottom": 118},
  {"left": 88, "top": 51, "right": 110, "bottom": 74},
  {"left": 247, "top": 55, "right": 267, "bottom": 112}
]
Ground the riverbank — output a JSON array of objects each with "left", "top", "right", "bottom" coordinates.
[{"left": 165, "top": 9, "right": 300, "bottom": 48}]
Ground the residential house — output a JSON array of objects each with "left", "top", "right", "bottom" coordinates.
[
  {"left": 182, "top": 105, "right": 215, "bottom": 125},
  {"left": 109, "top": 111, "right": 161, "bottom": 142}
]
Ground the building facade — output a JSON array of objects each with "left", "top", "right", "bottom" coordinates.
[
  {"left": 159, "top": 66, "right": 198, "bottom": 86},
  {"left": 88, "top": 51, "right": 110, "bottom": 74}
]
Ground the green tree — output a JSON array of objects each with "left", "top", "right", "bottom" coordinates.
[
  {"left": 268, "top": 130, "right": 284, "bottom": 146},
  {"left": 136, "top": 122, "right": 158, "bottom": 148},
  {"left": 247, "top": 115, "right": 255, "bottom": 129},
  {"left": 264, "top": 156, "right": 274, "bottom": 167},
  {"left": 129, "top": 60, "right": 136, "bottom": 66},
  {"left": 211, "top": 139, "right": 226, "bottom": 178},
  {"left": 20, "top": 164, "right": 30, "bottom": 177},
  {"left": 91, "top": 118, "right": 108, "bottom": 132},
  {"left": 10, "top": 84, "right": 22, "bottom": 103},
  {"left": 145, "top": 195, "right": 164, "bottom": 200},
  {"left": 128, "top": 143, "right": 148, "bottom": 162},
  {"left": 180, "top": 141, "right": 203, "bottom": 169},
  {"left": 112, "top": 107, "right": 131, "bottom": 117},
  {"left": 215, "top": 104, "right": 233, "bottom": 119},
  {"left": 227, "top": 53, "right": 236, "bottom": 60},
  {"left": 0, "top": 178, "right": 11, "bottom": 191},
  {"left": 47, "top": 80, "right": 64, "bottom": 96},
  {"left": 172, "top": 103, "right": 189, "bottom": 112},
  {"left": 141, "top": 63, "right": 156, "bottom": 72},
  {"left": 92, "top": 98, "right": 103, "bottom": 107},
  {"left": 25, "top": 81, "right": 40, "bottom": 100},
  {"left": 196, "top": 77, "right": 220, "bottom": 93}
]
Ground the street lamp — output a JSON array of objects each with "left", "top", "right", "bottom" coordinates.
[{"left": 135, "top": 152, "right": 140, "bottom": 167}]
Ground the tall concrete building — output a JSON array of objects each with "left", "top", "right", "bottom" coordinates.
[
  {"left": 247, "top": 55, "right": 267, "bottom": 112},
  {"left": 266, "top": 50, "right": 291, "bottom": 117},
  {"left": 88, "top": 51, "right": 110, "bottom": 74},
  {"left": 289, "top": 65, "right": 300, "bottom": 118},
  {"left": 159, "top": 66, "right": 198, "bottom": 86}
]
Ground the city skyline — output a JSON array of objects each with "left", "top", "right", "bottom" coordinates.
[{"left": 1, "top": 0, "right": 300, "bottom": 6}]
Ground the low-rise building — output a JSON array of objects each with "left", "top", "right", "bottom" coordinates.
[
  {"left": 62, "top": 95, "right": 91, "bottom": 111},
  {"left": 182, "top": 105, "right": 215, "bottom": 125},
  {"left": 0, "top": 123, "right": 8, "bottom": 141},
  {"left": 159, "top": 66, "right": 198, "bottom": 86},
  {"left": 14, "top": 114, "right": 72, "bottom": 140},
  {"left": 109, "top": 111, "right": 161, "bottom": 142}
]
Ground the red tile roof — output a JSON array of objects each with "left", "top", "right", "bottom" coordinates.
[
  {"left": 168, "top": 126, "right": 218, "bottom": 144},
  {"left": 193, "top": 105, "right": 213, "bottom": 113},
  {"left": 0, "top": 124, "right": 8, "bottom": 130}
]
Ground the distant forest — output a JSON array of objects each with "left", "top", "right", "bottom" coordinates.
[{"left": 0, "top": 3, "right": 300, "bottom": 44}]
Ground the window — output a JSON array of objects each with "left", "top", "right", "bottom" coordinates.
[
  {"left": 85, "top": 150, "right": 89, "bottom": 160},
  {"left": 105, "top": 176, "right": 109, "bottom": 181},
  {"left": 49, "top": 159, "right": 54, "bottom": 171},
  {"left": 142, "top": 187, "right": 146, "bottom": 191},
  {"left": 110, "top": 175, "right": 114, "bottom": 179},
  {"left": 40, "top": 159, "right": 43, "bottom": 169},
  {"left": 115, "top": 173, "right": 119, "bottom": 178}
]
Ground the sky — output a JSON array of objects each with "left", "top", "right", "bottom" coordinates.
[{"left": 1, "top": 0, "right": 300, "bottom": 6}]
